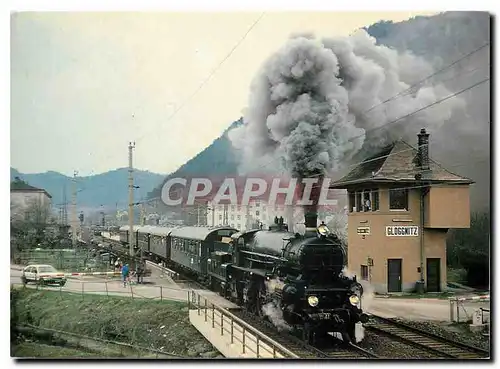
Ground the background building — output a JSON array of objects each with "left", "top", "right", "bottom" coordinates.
[
  {"left": 10, "top": 177, "right": 53, "bottom": 220},
  {"left": 330, "top": 129, "right": 473, "bottom": 294}
]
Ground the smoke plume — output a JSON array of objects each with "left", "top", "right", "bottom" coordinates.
[
  {"left": 263, "top": 278, "right": 291, "bottom": 331},
  {"left": 229, "top": 29, "right": 465, "bottom": 177}
]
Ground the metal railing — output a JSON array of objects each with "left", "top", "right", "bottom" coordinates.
[{"left": 187, "top": 290, "right": 298, "bottom": 359}]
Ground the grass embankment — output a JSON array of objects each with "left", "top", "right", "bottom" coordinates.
[
  {"left": 11, "top": 289, "right": 220, "bottom": 358},
  {"left": 12, "top": 342, "right": 108, "bottom": 358}
]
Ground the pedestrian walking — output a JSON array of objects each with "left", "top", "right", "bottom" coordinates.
[{"left": 122, "top": 263, "right": 130, "bottom": 287}]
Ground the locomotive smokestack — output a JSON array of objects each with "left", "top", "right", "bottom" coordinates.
[{"left": 302, "top": 177, "right": 321, "bottom": 236}]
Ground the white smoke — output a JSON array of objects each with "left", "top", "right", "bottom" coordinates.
[
  {"left": 341, "top": 267, "right": 357, "bottom": 280},
  {"left": 262, "top": 278, "right": 292, "bottom": 331},
  {"left": 261, "top": 302, "right": 291, "bottom": 332},
  {"left": 229, "top": 29, "right": 465, "bottom": 176}
]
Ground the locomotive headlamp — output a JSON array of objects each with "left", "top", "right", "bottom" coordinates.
[
  {"left": 317, "top": 224, "right": 330, "bottom": 237},
  {"left": 349, "top": 295, "right": 360, "bottom": 306},
  {"left": 307, "top": 295, "right": 319, "bottom": 307}
]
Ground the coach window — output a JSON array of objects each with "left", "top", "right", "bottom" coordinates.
[
  {"left": 198, "top": 242, "right": 202, "bottom": 257},
  {"left": 389, "top": 188, "right": 409, "bottom": 211}
]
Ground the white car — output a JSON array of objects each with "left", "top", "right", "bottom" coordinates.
[{"left": 21, "top": 264, "right": 67, "bottom": 286}]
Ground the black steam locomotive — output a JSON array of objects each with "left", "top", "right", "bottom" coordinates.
[
  {"left": 118, "top": 213, "right": 368, "bottom": 344},
  {"left": 208, "top": 213, "right": 368, "bottom": 343}
]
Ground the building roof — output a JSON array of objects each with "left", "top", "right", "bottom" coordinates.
[
  {"left": 330, "top": 140, "right": 474, "bottom": 189},
  {"left": 10, "top": 177, "right": 52, "bottom": 198},
  {"left": 169, "top": 226, "right": 237, "bottom": 241}
]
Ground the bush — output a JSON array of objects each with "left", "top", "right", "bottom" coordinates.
[{"left": 447, "top": 212, "right": 490, "bottom": 288}]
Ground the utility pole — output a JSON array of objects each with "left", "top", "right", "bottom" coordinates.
[
  {"left": 128, "top": 142, "right": 136, "bottom": 257},
  {"left": 71, "top": 171, "right": 78, "bottom": 247}
]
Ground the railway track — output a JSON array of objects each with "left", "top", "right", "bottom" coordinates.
[
  {"left": 230, "top": 309, "right": 379, "bottom": 359},
  {"left": 365, "top": 315, "right": 489, "bottom": 359}
]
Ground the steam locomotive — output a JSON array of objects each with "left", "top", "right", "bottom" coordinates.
[{"left": 118, "top": 213, "right": 368, "bottom": 344}]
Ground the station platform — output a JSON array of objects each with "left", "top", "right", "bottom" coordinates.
[{"left": 188, "top": 291, "right": 298, "bottom": 359}]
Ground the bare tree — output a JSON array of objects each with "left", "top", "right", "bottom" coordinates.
[{"left": 11, "top": 198, "right": 57, "bottom": 252}]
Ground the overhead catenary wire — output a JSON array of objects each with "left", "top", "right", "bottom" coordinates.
[
  {"left": 87, "top": 39, "right": 490, "bottom": 218},
  {"left": 362, "top": 42, "right": 490, "bottom": 116}
]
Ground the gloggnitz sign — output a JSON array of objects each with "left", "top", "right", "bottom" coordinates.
[{"left": 386, "top": 225, "right": 419, "bottom": 237}]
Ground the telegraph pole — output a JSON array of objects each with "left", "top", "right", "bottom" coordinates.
[
  {"left": 71, "top": 171, "right": 78, "bottom": 247},
  {"left": 128, "top": 142, "right": 136, "bottom": 257}
]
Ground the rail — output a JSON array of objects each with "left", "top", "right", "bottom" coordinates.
[
  {"left": 187, "top": 290, "right": 299, "bottom": 358},
  {"left": 366, "top": 314, "right": 489, "bottom": 359}
]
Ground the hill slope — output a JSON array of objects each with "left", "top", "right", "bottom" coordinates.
[{"left": 10, "top": 167, "right": 166, "bottom": 210}]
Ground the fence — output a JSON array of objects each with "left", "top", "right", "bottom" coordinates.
[
  {"left": 11, "top": 277, "right": 190, "bottom": 303},
  {"left": 13, "top": 249, "right": 111, "bottom": 273},
  {"left": 449, "top": 295, "right": 490, "bottom": 323},
  {"left": 187, "top": 290, "right": 298, "bottom": 359}
]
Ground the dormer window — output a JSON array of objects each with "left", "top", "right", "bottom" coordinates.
[{"left": 389, "top": 189, "right": 409, "bottom": 211}]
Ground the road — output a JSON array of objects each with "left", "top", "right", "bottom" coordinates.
[
  {"left": 10, "top": 267, "right": 488, "bottom": 321},
  {"left": 10, "top": 268, "right": 236, "bottom": 308}
]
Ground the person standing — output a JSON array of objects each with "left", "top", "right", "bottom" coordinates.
[
  {"left": 136, "top": 262, "right": 144, "bottom": 284},
  {"left": 122, "top": 263, "right": 130, "bottom": 287}
]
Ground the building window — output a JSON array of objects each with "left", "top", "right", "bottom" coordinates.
[
  {"left": 231, "top": 223, "right": 235, "bottom": 228},
  {"left": 237, "top": 223, "right": 241, "bottom": 229},
  {"left": 231, "top": 205, "right": 235, "bottom": 212},
  {"left": 256, "top": 210, "right": 260, "bottom": 216},
  {"left": 355, "top": 192, "right": 362, "bottom": 212},
  {"left": 255, "top": 202, "right": 260, "bottom": 207},
  {"left": 219, "top": 214, "right": 222, "bottom": 220},
  {"left": 371, "top": 190, "right": 380, "bottom": 211},
  {"left": 237, "top": 215, "right": 241, "bottom": 220},
  {"left": 361, "top": 265, "right": 368, "bottom": 281},
  {"left": 231, "top": 215, "right": 235, "bottom": 220},
  {"left": 348, "top": 192, "right": 355, "bottom": 212},
  {"left": 363, "top": 191, "right": 371, "bottom": 211},
  {"left": 349, "top": 189, "right": 379, "bottom": 213},
  {"left": 389, "top": 189, "right": 409, "bottom": 210}
]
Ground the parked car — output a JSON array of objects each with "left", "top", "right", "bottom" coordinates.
[{"left": 21, "top": 264, "right": 67, "bottom": 286}]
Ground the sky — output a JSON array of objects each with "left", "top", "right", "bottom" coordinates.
[{"left": 10, "top": 11, "right": 438, "bottom": 177}]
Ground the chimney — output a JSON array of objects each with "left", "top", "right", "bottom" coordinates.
[{"left": 417, "top": 128, "right": 430, "bottom": 171}]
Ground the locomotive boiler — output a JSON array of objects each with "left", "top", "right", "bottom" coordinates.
[{"left": 226, "top": 213, "right": 369, "bottom": 343}]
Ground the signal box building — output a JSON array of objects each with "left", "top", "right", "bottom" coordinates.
[{"left": 330, "top": 129, "right": 473, "bottom": 294}]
